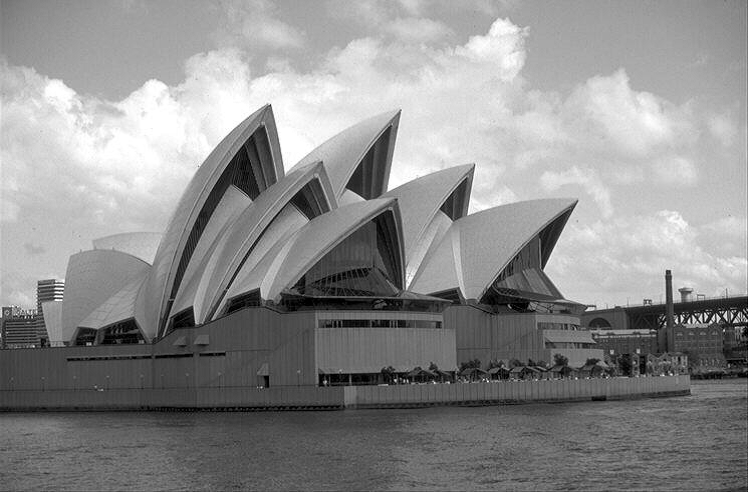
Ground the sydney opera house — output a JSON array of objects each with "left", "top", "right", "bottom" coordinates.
[{"left": 2, "top": 105, "right": 602, "bottom": 394}]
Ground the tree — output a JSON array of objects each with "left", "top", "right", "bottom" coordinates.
[
  {"left": 509, "top": 358, "right": 523, "bottom": 368},
  {"left": 380, "top": 366, "right": 396, "bottom": 384},
  {"left": 553, "top": 353, "right": 569, "bottom": 367},
  {"left": 428, "top": 361, "right": 439, "bottom": 372},
  {"left": 487, "top": 359, "right": 504, "bottom": 370},
  {"left": 527, "top": 358, "right": 536, "bottom": 367},
  {"left": 585, "top": 358, "right": 601, "bottom": 366}
]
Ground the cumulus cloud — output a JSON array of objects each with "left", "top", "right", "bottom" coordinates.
[
  {"left": 1, "top": 15, "right": 744, "bottom": 306},
  {"left": 23, "top": 243, "right": 46, "bottom": 256},
  {"left": 540, "top": 167, "right": 613, "bottom": 218},
  {"left": 548, "top": 210, "right": 748, "bottom": 304},
  {"left": 707, "top": 111, "right": 738, "bottom": 147},
  {"left": 213, "top": 0, "right": 305, "bottom": 50}
]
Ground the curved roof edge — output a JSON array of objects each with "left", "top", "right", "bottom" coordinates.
[
  {"left": 92, "top": 232, "right": 163, "bottom": 265},
  {"left": 290, "top": 110, "right": 401, "bottom": 200},
  {"left": 62, "top": 249, "right": 151, "bottom": 344},
  {"left": 197, "top": 161, "right": 336, "bottom": 324},
  {"left": 77, "top": 273, "right": 149, "bottom": 338},
  {"left": 140, "top": 104, "right": 284, "bottom": 338},
  {"left": 409, "top": 198, "right": 577, "bottom": 300},
  {"left": 263, "top": 197, "right": 404, "bottom": 302},
  {"left": 382, "top": 163, "right": 474, "bottom": 264}
]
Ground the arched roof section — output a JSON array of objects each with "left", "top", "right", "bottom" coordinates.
[
  {"left": 382, "top": 164, "right": 474, "bottom": 267},
  {"left": 172, "top": 185, "right": 252, "bottom": 311},
  {"left": 410, "top": 198, "right": 577, "bottom": 300},
  {"left": 139, "top": 104, "right": 284, "bottom": 337},
  {"left": 62, "top": 249, "right": 151, "bottom": 344},
  {"left": 185, "top": 161, "right": 335, "bottom": 327},
  {"left": 77, "top": 273, "right": 149, "bottom": 337},
  {"left": 290, "top": 110, "right": 400, "bottom": 200},
  {"left": 92, "top": 232, "right": 162, "bottom": 265},
  {"left": 262, "top": 198, "right": 405, "bottom": 303}
]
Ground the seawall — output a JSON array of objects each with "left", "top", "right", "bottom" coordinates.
[{"left": 0, "top": 375, "right": 690, "bottom": 411}]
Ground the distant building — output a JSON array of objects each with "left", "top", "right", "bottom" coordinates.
[
  {"left": 589, "top": 328, "right": 658, "bottom": 357},
  {"left": 659, "top": 323, "right": 726, "bottom": 368},
  {"left": 35, "top": 279, "right": 64, "bottom": 346},
  {"left": 1, "top": 306, "right": 41, "bottom": 349}
]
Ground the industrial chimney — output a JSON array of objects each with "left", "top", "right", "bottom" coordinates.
[
  {"left": 678, "top": 287, "right": 693, "bottom": 303},
  {"left": 665, "top": 270, "right": 674, "bottom": 331}
]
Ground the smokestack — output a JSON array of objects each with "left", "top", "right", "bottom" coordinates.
[
  {"left": 678, "top": 287, "right": 693, "bottom": 303},
  {"left": 665, "top": 270, "right": 674, "bottom": 331}
]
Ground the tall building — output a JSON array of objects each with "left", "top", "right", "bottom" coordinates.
[
  {"left": 36, "top": 279, "right": 65, "bottom": 312},
  {"left": 1, "top": 306, "right": 40, "bottom": 349},
  {"left": 35, "top": 279, "right": 65, "bottom": 346}
]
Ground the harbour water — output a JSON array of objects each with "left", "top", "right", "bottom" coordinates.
[{"left": 1, "top": 380, "right": 746, "bottom": 491}]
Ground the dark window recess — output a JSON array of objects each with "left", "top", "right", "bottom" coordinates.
[
  {"left": 346, "top": 127, "right": 391, "bottom": 199},
  {"left": 166, "top": 127, "right": 273, "bottom": 332},
  {"left": 439, "top": 178, "right": 469, "bottom": 220},
  {"left": 99, "top": 319, "right": 144, "bottom": 345},
  {"left": 226, "top": 290, "right": 262, "bottom": 314},
  {"left": 73, "top": 328, "right": 97, "bottom": 346},
  {"left": 154, "top": 353, "right": 194, "bottom": 359},
  {"left": 430, "top": 288, "right": 463, "bottom": 304},
  {"left": 288, "top": 213, "right": 402, "bottom": 298},
  {"left": 198, "top": 352, "right": 227, "bottom": 357},
  {"left": 169, "top": 308, "right": 196, "bottom": 333},
  {"left": 67, "top": 354, "right": 151, "bottom": 362},
  {"left": 289, "top": 179, "right": 328, "bottom": 220}
]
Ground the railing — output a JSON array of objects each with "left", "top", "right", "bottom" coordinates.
[{"left": 586, "top": 293, "right": 748, "bottom": 311}]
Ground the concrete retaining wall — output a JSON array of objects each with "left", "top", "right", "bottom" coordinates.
[{"left": 0, "top": 376, "right": 689, "bottom": 411}]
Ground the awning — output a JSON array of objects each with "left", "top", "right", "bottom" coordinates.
[{"left": 256, "top": 362, "right": 269, "bottom": 376}]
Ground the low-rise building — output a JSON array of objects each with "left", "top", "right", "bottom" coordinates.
[
  {"left": 588, "top": 328, "right": 658, "bottom": 358},
  {"left": 659, "top": 323, "right": 726, "bottom": 368},
  {"left": 1, "top": 307, "right": 41, "bottom": 349}
]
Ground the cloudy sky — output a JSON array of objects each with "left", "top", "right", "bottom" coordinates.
[{"left": 1, "top": 0, "right": 746, "bottom": 309}]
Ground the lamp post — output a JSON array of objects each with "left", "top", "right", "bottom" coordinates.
[{"left": 296, "top": 369, "right": 301, "bottom": 387}]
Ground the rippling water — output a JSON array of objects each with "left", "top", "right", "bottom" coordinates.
[{"left": 1, "top": 380, "right": 746, "bottom": 491}]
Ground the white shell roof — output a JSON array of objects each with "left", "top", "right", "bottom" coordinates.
[
  {"left": 290, "top": 110, "right": 400, "bottom": 200},
  {"left": 410, "top": 198, "right": 578, "bottom": 300},
  {"left": 262, "top": 198, "right": 403, "bottom": 302},
  {"left": 199, "top": 161, "right": 335, "bottom": 321},
  {"left": 77, "top": 273, "right": 147, "bottom": 333},
  {"left": 62, "top": 249, "right": 151, "bottom": 343},
  {"left": 92, "top": 232, "right": 162, "bottom": 265},
  {"left": 170, "top": 185, "right": 251, "bottom": 318},
  {"left": 138, "top": 104, "right": 283, "bottom": 337},
  {"left": 382, "top": 164, "right": 474, "bottom": 265}
]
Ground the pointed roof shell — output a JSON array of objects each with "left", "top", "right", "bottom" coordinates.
[
  {"left": 410, "top": 198, "right": 577, "bottom": 300},
  {"left": 62, "top": 249, "right": 151, "bottom": 343},
  {"left": 261, "top": 198, "right": 405, "bottom": 303},
  {"left": 138, "top": 104, "right": 284, "bottom": 336},
  {"left": 197, "top": 161, "right": 335, "bottom": 323},
  {"left": 290, "top": 110, "right": 400, "bottom": 200},
  {"left": 92, "top": 232, "right": 163, "bottom": 265},
  {"left": 382, "top": 164, "right": 474, "bottom": 266}
]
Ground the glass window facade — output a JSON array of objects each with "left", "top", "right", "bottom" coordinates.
[{"left": 291, "top": 215, "right": 401, "bottom": 297}]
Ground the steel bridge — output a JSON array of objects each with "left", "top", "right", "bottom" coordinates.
[{"left": 582, "top": 295, "right": 748, "bottom": 331}]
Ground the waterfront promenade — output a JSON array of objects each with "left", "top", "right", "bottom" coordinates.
[{"left": 0, "top": 375, "right": 689, "bottom": 411}]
